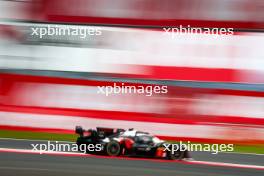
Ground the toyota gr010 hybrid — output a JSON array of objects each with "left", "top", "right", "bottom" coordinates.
[{"left": 75, "top": 126, "right": 191, "bottom": 160}]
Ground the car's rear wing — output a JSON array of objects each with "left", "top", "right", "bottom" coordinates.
[{"left": 75, "top": 126, "right": 84, "bottom": 135}]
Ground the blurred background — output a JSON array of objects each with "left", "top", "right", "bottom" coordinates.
[{"left": 0, "top": 0, "right": 264, "bottom": 146}]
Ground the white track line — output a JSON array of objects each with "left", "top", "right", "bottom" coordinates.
[
  {"left": 221, "top": 151, "right": 264, "bottom": 156},
  {"left": 0, "top": 147, "right": 263, "bottom": 170},
  {"left": 188, "top": 160, "right": 264, "bottom": 170}
]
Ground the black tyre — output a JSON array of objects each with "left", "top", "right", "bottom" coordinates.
[
  {"left": 106, "top": 141, "right": 121, "bottom": 156},
  {"left": 167, "top": 150, "right": 184, "bottom": 160}
]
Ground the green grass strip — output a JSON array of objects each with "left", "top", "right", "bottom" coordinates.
[{"left": 0, "top": 130, "right": 77, "bottom": 142}]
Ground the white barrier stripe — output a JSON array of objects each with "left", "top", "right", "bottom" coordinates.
[{"left": 189, "top": 160, "right": 264, "bottom": 170}]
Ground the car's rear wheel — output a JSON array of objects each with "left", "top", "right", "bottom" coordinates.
[
  {"left": 106, "top": 141, "right": 121, "bottom": 156},
  {"left": 76, "top": 140, "right": 85, "bottom": 152}
]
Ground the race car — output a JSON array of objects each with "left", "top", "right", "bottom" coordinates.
[{"left": 75, "top": 126, "right": 191, "bottom": 160}]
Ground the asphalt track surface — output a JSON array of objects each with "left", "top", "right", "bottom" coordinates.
[{"left": 0, "top": 139, "right": 264, "bottom": 176}]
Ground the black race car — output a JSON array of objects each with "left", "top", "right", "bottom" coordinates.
[{"left": 75, "top": 126, "right": 191, "bottom": 160}]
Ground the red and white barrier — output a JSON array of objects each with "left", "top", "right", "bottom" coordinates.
[
  {"left": 2, "top": 0, "right": 263, "bottom": 29},
  {"left": 1, "top": 22, "right": 264, "bottom": 83},
  {"left": 0, "top": 73, "right": 264, "bottom": 144}
]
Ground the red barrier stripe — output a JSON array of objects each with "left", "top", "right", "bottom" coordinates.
[
  {"left": 147, "top": 66, "right": 237, "bottom": 82},
  {"left": 1, "top": 72, "right": 264, "bottom": 97},
  {"left": 1, "top": 105, "right": 264, "bottom": 126},
  {"left": 47, "top": 16, "right": 264, "bottom": 29},
  {"left": 157, "top": 136, "right": 264, "bottom": 145},
  {"left": 126, "top": 65, "right": 264, "bottom": 84}
]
